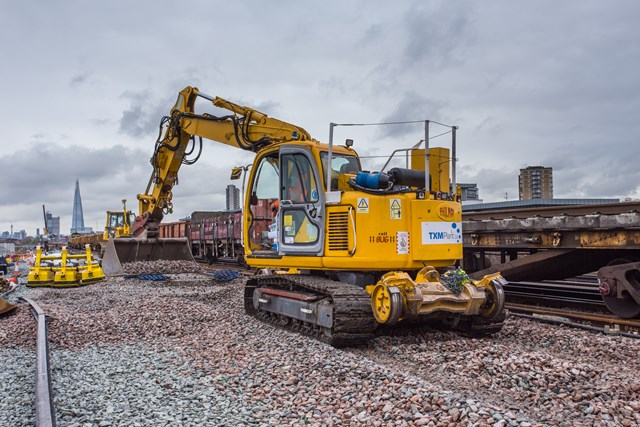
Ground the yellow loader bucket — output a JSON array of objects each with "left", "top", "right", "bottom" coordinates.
[{"left": 102, "top": 237, "right": 195, "bottom": 275}]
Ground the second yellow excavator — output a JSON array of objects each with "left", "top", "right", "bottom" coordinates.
[{"left": 103, "top": 86, "right": 507, "bottom": 345}]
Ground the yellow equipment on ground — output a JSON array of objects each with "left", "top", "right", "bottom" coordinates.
[
  {"left": 103, "top": 86, "right": 507, "bottom": 344},
  {"left": 28, "top": 245, "right": 105, "bottom": 287}
]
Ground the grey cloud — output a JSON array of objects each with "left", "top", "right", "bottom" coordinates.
[
  {"left": 402, "top": 3, "right": 472, "bottom": 69},
  {"left": 91, "top": 118, "right": 111, "bottom": 126},
  {"left": 118, "top": 91, "right": 156, "bottom": 138},
  {"left": 0, "top": 142, "right": 148, "bottom": 203},
  {"left": 2, "top": 0, "right": 640, "bottom": 229},
  {"left": 70, "top": 72, "right": 91, "bottom": 87},
  {"left": 540, "top": 139, "right": 640, "bottom": 199},
  {"left": 457, "top": 166, "right": 519, "bottom": 202},
  {"left": 378, "top": 92, "right": 446, "bottom": 139},
  {"left": 319, "top": 77, "right": 346, "bottom": 95},
  {"left": 0, "top": 140, "right": 239, "bottom": 234},
  {"left": 356, "top": 23, "right": 384, "bottom": 49},
  {"left": 118, "top": 89, "right": 180, "bottom": 139},
  {"left": 254, "top": 100, "right": 281, "bottom": 116},
  {"left": 0, "top": 142, "right": 149, "bottom": 233}
]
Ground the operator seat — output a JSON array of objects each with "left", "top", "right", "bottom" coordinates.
[{"left": 339, "top": 163, "right": 359, "bottom": 174}]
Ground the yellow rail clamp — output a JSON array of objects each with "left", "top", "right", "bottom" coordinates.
[
  {"left": 27, "top": 246, "right": 55, "bottom": 287},
  {"left": 79, "top": 245, "right": 106, "bottom": 284},
  {"left": 53, "top": 247, "right": 79, "bottom": 287},
  {"left": 28, "top": 245, "right": 106, "bottom": 288}
]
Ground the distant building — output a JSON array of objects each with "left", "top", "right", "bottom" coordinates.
[
  {"left": 45, "top": 211, "right": 60, "bottom": 236},
  {"left": 519, "top": 166, "right": 553, "bottom": 200},
  {"left": 12, "top": 230, "right": 26, "bottom": 240},
  {"left": 226, "top": 184, "right": 240, "bottom": 211},
  {"left": 458, "top": 183, "right": 480, "bottom": 201}
]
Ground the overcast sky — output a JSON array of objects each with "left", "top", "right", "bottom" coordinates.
[{"left": 1, "top": 0, "right": 639, "bottom": 235}]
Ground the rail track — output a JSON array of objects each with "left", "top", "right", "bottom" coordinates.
[
  {"left": 504, "top": 276, "right": 604, "bottom": 309},
  {"left": 20, "top": 296, "right": 56, "bottom": 427},
  {"left": 507, "top": 303, "right": 640, "bottom": 338},
  {"left": 502, "top": 275, "right": 640, "bottom": 337}
]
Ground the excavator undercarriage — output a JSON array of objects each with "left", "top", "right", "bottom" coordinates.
[{"left": 245, "top": 270, "right": 507, "bottom": 347}]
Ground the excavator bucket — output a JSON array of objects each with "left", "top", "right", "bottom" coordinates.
[
  {"left": 0, "top": 297, "right": 17, "bottom": 315},
  {"left": 102, "top": 237, "right": 195, "bottom": 275}
]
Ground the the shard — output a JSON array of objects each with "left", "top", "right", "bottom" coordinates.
[{"left": 70, "top": 179, "right": 86, "bottom": 235}]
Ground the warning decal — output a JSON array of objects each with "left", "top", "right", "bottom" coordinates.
[
  {"left": 390, "top": 198, "right": 402, "bottom": 220},
  {"left": 397, "top": 231, "right": 409, "bottom": 254},
  {"left": 357, "top": 197, "right": 369, "bottom": 213}
]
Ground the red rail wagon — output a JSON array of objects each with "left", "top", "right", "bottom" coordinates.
[{"left": 158, "top": 220, "right": 189, "bottom": 239}]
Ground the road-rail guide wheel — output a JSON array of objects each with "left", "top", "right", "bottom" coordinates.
[
  {"left": 370, "top": 284, "right": 402, "bottom": 325},
  {"left": 478, "top": 279, "right": 505, "bottom": 320}
]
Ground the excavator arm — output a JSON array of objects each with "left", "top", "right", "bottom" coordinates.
[{"left": 133, "top": 86, "right": 312, "bottom": 236}]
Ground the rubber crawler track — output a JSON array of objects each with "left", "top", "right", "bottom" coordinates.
[{"left": 245, "top": 275, "right": 376, "bottom": 348}]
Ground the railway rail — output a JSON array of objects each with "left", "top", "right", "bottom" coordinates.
[
  {"left": 507, "top": 303, "right": 640, "bottom": 338},
  {"left": 20, "top": 296, "right": 56, "bottom": 427},
  {"left": 504, "top": 277, "right": 604, "bottom": 309},
  {"left": 500, "top": 275, "right": 640, "bottom": 337}
]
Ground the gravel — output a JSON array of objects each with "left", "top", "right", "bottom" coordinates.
[
  {"left": 121, "top": 260, "right": 202, "bottom": 275},
  {"left": 2, "top": 263, "right": 639, "bottom": 426},
  {"left": 52, "top": 345, "right": 254, "bottom": 427},
  {"left": 0, "top": 348, "right": 36, "bottom": 426}
]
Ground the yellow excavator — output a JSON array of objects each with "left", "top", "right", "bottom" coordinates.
[
  {"left": 68, "top": 200, "right": 136, "bottom": 254},
  {"left": 103, "top": 86, "right": 507, "bottom": 345},
  {"left": 103, "top": 200, "right": 136, "bottom": 240}
]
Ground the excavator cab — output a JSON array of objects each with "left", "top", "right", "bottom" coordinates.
[
  {"left": 246, "top": 146, "right": 333, "bottom": 256},
  {"left": 277, "top": 147, "right": 324, "bottom": 254}
]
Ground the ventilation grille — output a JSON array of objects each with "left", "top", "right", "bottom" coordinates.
[{"left": 327, "top": 211, "right": 349, "bottom": 251}]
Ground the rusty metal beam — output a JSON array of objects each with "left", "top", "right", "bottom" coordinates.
[
  {"left": 463, "top": 201, "right": 640, "bottom": 221},
  {"left": 466, "top": 249, "right": 639, "bottom": 281},
  {"left": 464, "top": 229, "right": 640, "bottom": 250}
]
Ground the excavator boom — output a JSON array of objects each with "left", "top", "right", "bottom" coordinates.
[
  {"left": 134, "top": 86, "right": 311, "bottom": 236},
  {"left": 103, "top": 86, "right": 311, "bottom": 273}
]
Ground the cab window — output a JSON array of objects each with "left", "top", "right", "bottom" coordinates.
[
  {"left": 282, "top": 154, "right": 319, "bottom": 203},
  {"left": 320, "top": 152, "right": 360, "bottom": 190},
  {"left": 248, "top": 154, "right": 279, "bottom": 250}
]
